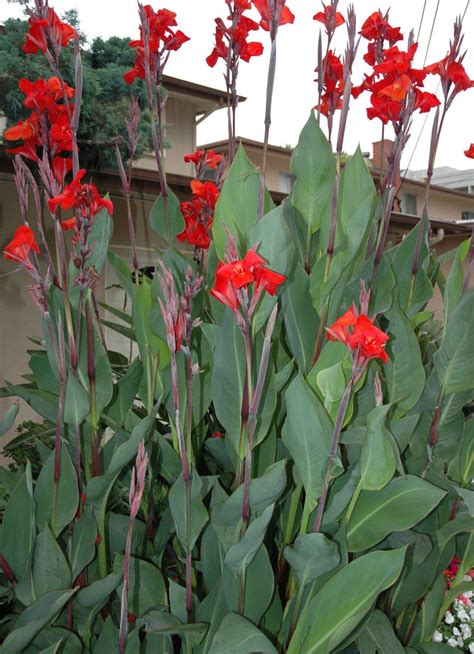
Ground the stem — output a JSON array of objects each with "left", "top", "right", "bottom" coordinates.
[
  {"left": 0, "top": 553, "right": 17, "bottom": 584},
  {"left": 286, "top": 583, "right": 305, "bottom": 649},
  {"left": 312, "top": 373, "right": 355, "bottom": 532},
  {"left": 310, "top": 301, "right": 329, "bottom": 369},
  {"left": 118, "top": 519, "right": 134, "bottom": 654},
  {"left": 257, "top": 36, "right": 278, "bottom": 219},
  {"left": 185, "top": 351, "right": 194, "bottom": 464},
  {"left": 278, "top": 483, "right": 302, "bottom": 582},
  {"left": 344, "top": 479, "right": 362, "bottom": 525},
  {"left": 85, "top": 294, "right": 100, "bottom": 477}
]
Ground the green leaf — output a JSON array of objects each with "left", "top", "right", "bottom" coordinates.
[
  {"left": 35, "top": 448, "right": 79, "bottom": 537},
  {"left": 0, "top": 401, "right": 19, "bottom": 436},
  {"left": 105, "top": 358, "right": 142, "bottom": 426},
  {"left": 360, "top": 405, "right": 396, "bottom": 491},
  {"left": 0, "top": 464, "right": 35, "bottom": 581},
  {"left": 133, "top": 278, "right": 170, "bottom": 367},
  {"left": 107, "top": 250, "right": 135, "bottom": 299},
  {"left": 288, "top": 548, "right": 406, "bottom": 654},
  {"left": 169, "top": 469, "right": 208, "bottom": 550},
  {"left": 212, "top": 145, "right": 263, "bottom": 259},
  {"left": 281, "top": 259, "right": 319, "bottom": 373},
  {"left": 209, "top": 612, "right": 277, "bottom": 654},
  {"left": 282, "top": 374, "right": 334, "bottom": 512},
  {"left": 443, "top": 239, "right": 470, "bottom": 324},
  {"left": 435, "top": 288, "right": 474, "bottom": 395},
  {"left": 346, "top": 476, "right": 446, "bottom": 552},
  {"left": 2, "top": 589, "right": 76, "bottom": 653},
  {"left": 284, "top": 533, "right": 340, "bottom": 587},
  {"left": 87, "top": 208, "right": 113, "bottom": 274},
  {"left": 71, "top": 509, "right": 97, "bottom": 579},
  {"left": 290, "top": 112, "right": 335, "bottom": 233},
  {"left": 224, "top": 504, "right": 274, "bottom": 575},
  {"left": 64, "top": 373, "right": 89, "bottom": 425},
  {"left": 73, "top": 572, "right": 121, "bottom": 647},
  {"left": 149, "top": 186, "right": 184, "bottom": 241},
  {"left": 138, "top": 611, "right": 208, "bottom": 646},
  {"left": 211, "top": 311, "right": 246, "bottom": 451},
  {"left": 386, "top": 306, "right": 426, "bottom": 416},
  {"left": 359, "top": 609, "right": 405, "bottom": 654},
  {"left": 32, "top": 526, "right": 71, "bottom": 596},
  {"left": 114, "top": 555, "right": 167, "bottom": 616},
  {"left": 6, "top": 384, "right": 58, "bottom": 423}
]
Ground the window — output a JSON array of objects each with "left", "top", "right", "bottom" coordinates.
[
  {"left": 461, "top": 211, "right": 474, "bottom": 221},
  {"left": 278, "top": 172, "right": 296, "bottom": 194},
  {"left": 401, "top": 192, "right": 418, "bottom": 215}
]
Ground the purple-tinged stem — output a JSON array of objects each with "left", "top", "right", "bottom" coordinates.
[
  {"left": 85, "top": 294, "right": 100, "bottom": 478},
  {"left": 116, "top": 144, "right": 139, "bottom": 275},
  {"left": 0, "top": 553, "right": 16, "bottom": 584},
  {"left": 462, "top": 227, "right": 474, "bottom": 295}
]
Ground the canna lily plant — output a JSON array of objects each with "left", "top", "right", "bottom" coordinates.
[{"left": 0, "top": 0, "right": 473, "bottom": 652}]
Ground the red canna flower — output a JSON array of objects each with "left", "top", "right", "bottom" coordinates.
[
  {"left": 316, "top": 50, "right": 344, "bottom": 116},
  {"left": 211, "top": 430, "right": 224, "bottom": 439},
  {"left": 359, "top": 11, "right": 402, "bottom": 43},
  {"left": 60, "top": 217, "right": 77, "bottom": 232},
  {"left": 327, "top": 308, "right": 389, "bottom": 363},
  {"left": 190, "top": 180, "right": 220, "bottom": 210},
  {"left": 48, "top": 169, "right": 114, "bottom": 217},
  {"left": 211, "top": 249, "right": 285, "bottom": 312},
  {"left": 207, "top": 12, "right": 263, "bottom": 68},
  {"left": 3, "top": 118, "right": 38, "bottom": 143},
  {"left": 184, "top": 149, "right": 204, "bottom": 165},
  {"left": 465, "top": 144, "right": 474, "bottom": 159},
  {"left": 183, "top": 148, "right": 223, "bottom": 170},
  {"left": 313, "top": 4, "right": 345, "bottom": 31},
  {"left": 4, "top": 225, "right": 40, "bottom": 264},
  {"left": 252, "top": 0, "right": 295, "bottom": 31},
  {"left": 446, "top": 61, "right": 474, "bottom": 92},
  {"left": 23, "top": 8, "right": 78, "bottom": 55}
]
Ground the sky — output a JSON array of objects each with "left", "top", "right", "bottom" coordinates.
[{"left": 1, "top": 0, "right": 474, "bottom": 171}]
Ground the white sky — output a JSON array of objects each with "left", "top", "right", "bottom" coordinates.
[{"left": 1, "top": 0, "right": 473, "bottom": 171}]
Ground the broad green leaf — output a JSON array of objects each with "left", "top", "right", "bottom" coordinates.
[
  {"left": 209, "top": 612, "right": 277, "bottom": 654},
  {"left": 87, "top": 208, "right": 113, "bottom": 274},
  {"left": 222, "top": 545, "right": 274, "bottom": 624},
  {"left": 105, "top": 358, "right": 143, "bottom": 426},
  {"left": 359, "top": 609, "right": 405, "bottom": 653},
  {"left": 71, "top": 509, "right": 97, "bottom": 579},
  {"left": 107, "top": 250, "right": 135, "bottom": 299},
  {"left": 347, "top": 476, "right": 446, "bottom": 552},
  {"left": 138, "top": 610, "right": 208, "bottom": 647},
  {"left": 64, "top": 373, "right": 89, "bottom": 425},
  {"left": 149, "top": 186, "right": 184, "bottom": 241},
  {"left": 282, "top": 374, "right": 334, "bottom": 512},
  {"left": 195, "top": 582, "right": 227, "bottom": 654},
  {"left": 0, "top": 464, "right": 35, "bottom": 581},
  {"left": 2, "top": 589, "right": 76, "bottom": 653},
  {"left": 6, "top": 384, "right": 57, "bottom": 423},
  {"left": 288, "top": 547, "right": 406, "bottom": 654},
  {"left": 35, "top": 448, "right": 79, "bottom": 537},
  {"left": 290, "top": 112, "right": 335, "bottom": 233},
  {"left": 169, "top": 469, "right": 208, "bottom": 551},
  {"left": 73, "top": 572, "right": 121, "bottom": 647},
  {"left": 0, "top": 401, "right": 19, "bottom": 436},
  {"left": 32, "top": 526, "right": 71, "bottom": 596},
  {"left": 444, "top": 238, "right": 470, "bottom": 324},
  {"left": 114, "top": 555, "right": 167, "bottom": 616},
  {"left": 224, "top": 504, "right": 274, "bottom": 575},
  {"left": 386, "top": 305, "right": 426, "bottom": 416},
  {"left": 213, "top": 145, "right": 270, "bottom": 258},
  {"left": 25, "top": 627, "right": 82, "bottom": 653},
  {"left": 360, "top": 405, "right": 396, "bottom": 491},
  {"left": 435, "top": 288, "right": 474, "bottom": 395},
  {"left": 459, "top": 418, "right": 474, "bottom": 486},
  {"left": 284, "top": 533, "right": 340, "bottom": 587},
  {"left": 211, "top": 311, "right": 246, "bottom": 451},
  {"left": 133, "top": 278, "right": 170, "bottom": 368}
]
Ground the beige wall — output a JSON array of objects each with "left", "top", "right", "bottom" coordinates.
[{"left": 401, "top": 181, "right": 474, "bottom": 223}]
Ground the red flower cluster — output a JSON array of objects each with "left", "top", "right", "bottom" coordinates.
[
  {"left": 252, "top": 0, "right": 295, "bottom": 32},
  {"left": 465, "top": 144, "right": 474, "bottom": 159},
  {"left": 183, "top": 148, "right": 223, "bottom": 169},
  {"left": 313, "top": 4, "right": 345, "bottom": 32},
  {"left": 211, "top": 249, "right": 285, "bottom": 312},
  {"left": 178, "top": 175, "right": 220, "bottom": 250},
  {"left": 316, "top": 50, "right": 344, "bottom": 117},
  {"left": 124, "top": 7, "right": 189, "bottom": 84},
  {"left": 23, "top": 7, "right": 77, "bottom": 55},
  {"left": 3, "top": 77, "right": 75, "bottom": 183},
  {"left": 327, "top": 307, "right": 389, "bottom": 363},
  {"left": 207, "top": 10, "right": 263, "bottom": 68},
  {"left": 353, "top": 16, "right": 440, "bottom": 125},
  {"left": 3, "top": 226, "right": 40, "bottom": 265},
  {"left": 426, "top": 57, "right": 474, "bottom": 94},
  {"left": 48, "top": 169, "right": 114, "bottom": 227}
]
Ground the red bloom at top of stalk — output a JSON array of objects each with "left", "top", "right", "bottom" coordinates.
[
  {"left": 23, "top": 8, "right": 78, "bottom": 55},
  {"left": 465, "top": 144, "right": 474, "bottom": 159},
  {"left": 4, "top": 225, "right": 40, "bottom": 263},
  {"left": 252, "top": 0, "right": 295, "bottom": 31},
  {"left": 206, "top": 11, "right": 263, "bottom": 68},
  {"left": 316, "top": 50, "right": 344, "bottom": 116},
  {"left": 327, "top": 308, "right": 389, "bottom": 363},
  {"left": 313, "top": 4, "right": 345, "bottom": 31},
  {"left": 124, "top": 6, "right": 190, "bottom": 84},
  {"left": 19, "top": 77, "right": 75, "bottom": 112},
  {"left": 47, "top": 169, "right": 114, "bottom": 217},
  {"left": 183, "top": 149, "right": 223, "bottom": 169},
  {"left": 211, "top": 249, "right": 285, "bottom": 312},
  {"left": 359, "top": 11, "right": 402, "bottom": 44}
]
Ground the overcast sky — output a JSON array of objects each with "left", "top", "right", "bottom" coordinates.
[{"left": 2, "top": 0, "right": 473, "bottom": 171}]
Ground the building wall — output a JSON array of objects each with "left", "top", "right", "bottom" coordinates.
[
  {"left": 400, "top": 181, "right": 474, "bottom": 223},
  {"left": 133, "top": 97, "right": 197, "bottom": 177}
]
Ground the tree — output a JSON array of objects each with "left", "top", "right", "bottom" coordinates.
[{"left": 0, "top": 16, "right": 151, "bottom": 169}]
